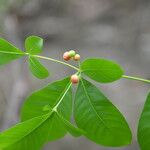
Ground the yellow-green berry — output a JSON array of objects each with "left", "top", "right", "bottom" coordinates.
[
  {"left": 73, "top": 54, "right": 80, "bottom": 61},
  {"left": 69, "top": 50, "right": 76, "bottom": 57}
]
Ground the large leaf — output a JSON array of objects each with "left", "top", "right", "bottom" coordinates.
[
  {"left": 74, "top": 78, "right": 132, "bottom": 146},
  {"left": 81, "top": 58, "right": 124, "bottom": 83},
  {"left": 21, "top": 77, "right": 72, "bottom": 141},
  {"left": 0, "top": 112, "right": 54, "bottom": 150},
  {"left": 0, "top": 38, "right": 25, "bottom": 65},
  {"left": 28, "top": 56, "right": 49, "bottom": 79},
  {"left": 138, "top": 92, "right": 150, "bottom": 150},
  {"left": 25, "top": 36, "right": 43, "bottom": 55}
]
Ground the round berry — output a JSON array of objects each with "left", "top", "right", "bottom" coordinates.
[
  {"left": 71, "top": 74, "right": 79, "bottom": 84},
  {"left": 73, "top": 54, "right": 80, "bottom": 61},
  {"left": 63, "top": 52, "right": 70, "bottom": 61},
  {"left": 69, "top": 50, "right": 76, "bottom": 57}
]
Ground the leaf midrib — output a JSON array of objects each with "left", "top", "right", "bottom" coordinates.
[
  {"left": 0, "top": 50, "right": 25, "bottom": 55},
  {"left": 56, "top": 111, "right": 83, "bottom": 132},
  {"left": 29, "top": 56, "right": 43, "bottom": 75},
  {"left": 80, "top": 78, "right": 110, "bottom": 131}
]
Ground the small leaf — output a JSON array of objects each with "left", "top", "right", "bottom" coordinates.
[
  {"left": 21, "top": 77, "right": 72, "bottom": 141},
  {"left": 0, "top": 38, "right": 25, "bottom": 65},
  {"left": 138, "top": 92, "right": 150, "bottom": 150},
  {"left": 0, "top": 112, "right": 53, "bottom": 150},
  {"left": 81, "top": 58, "right": 124, "bottom": 83},
  {"left": 28, "top": 56, "right": 49, "bottom": 79},
  {"left": 75, "top": 78, "right": 132, "bottom": 146},
  {"left": 56, "top": 112, "right": 84, "bottom": 137},
  {"left": 25, "top": 36, "right": 43, "bottom": 54}
]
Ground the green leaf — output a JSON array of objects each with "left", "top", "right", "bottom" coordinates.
[
  {"left": 28, "top": 56, "right": 49, "bottom": 79},
  {"left": 138, "top": 92, "right": 150, "bottom": 150},
  {"left": 21, "top": 77, "right": 72, "bottom": 141},
  {"left": 56, "top": 112, "right": 84, "bottom": 137},
  {"left": 75, "top": 78, "right": 132, "bottom": 146},
  {"left": 0, "top": 38, "right": 25, "bottom": 65},
  {"left": 25, "top": 36, "right": 43, "bottom": 54},
  {"left": 0, "top": 112, "right": 54, "bottom": 150},
  {"left": 81, "top": 58, "right": 124, "bottom": 83}
]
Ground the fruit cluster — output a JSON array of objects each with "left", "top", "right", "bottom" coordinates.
[
  {"left": 63, "top": 50, "right": 80, "bottom": 84},
  {"left": 63, "top": 50, "right": 80, "bottom": 61}
]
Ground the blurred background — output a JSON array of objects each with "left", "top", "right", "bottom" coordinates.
[{"left": 0, "top": 0, "right": 150, "bottom": 149}]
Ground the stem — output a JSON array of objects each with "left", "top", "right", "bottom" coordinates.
[
  {"left": 28, "top": 54, "right": 80, "bottom": 71},
  {"left": 122, "top": 75, "right": 150, "bottom": 84},
  {"left": 25, "top": 53, "right": 150, "bottom": 84},
  {"left": 53, "top": 82, "right": 72, "bottom": 111}
]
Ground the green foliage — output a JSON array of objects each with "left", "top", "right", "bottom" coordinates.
[
  {"left": 81, "top": 58, "right": 124, "bottom": 83},
  {"left": 57, "top": 113, "right": 84, "bottom": 137},
  {"left": 0, "top": 77, "right": 77, "bottom": 150},
  {"left": 138, "top": 92, "right": 150, "bottom": 150},
  {"left": 21, "top": 77, "right": 72, "bottom": 140},
  {"left": 0, "top": 35, "right": 149, "bottom": 150},
  {"left": 0, "top": 38, "right": 25, "bottom": 65},
  {"left": 0, "top": 112, "right": 53, "bottom": 150},
  {"left": 25, "top": 36, "right": 43, "bottom": 55},
  {"left": 21, "top": 77, "right": 71, "bottom": 121},
  {"left": 28, "top": 56, "right": 49, "bottom": 79},
  {"left": 75, "top": 78, "right": 132, "bottom": 146},
  {"left": 21, "top": 77, "right": 82, "bottom": 140}
]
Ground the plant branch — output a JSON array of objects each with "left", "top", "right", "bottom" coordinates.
[
  {"left": 122, "top": 75, "right": 150, "bottom": 84},
  {"left": 53, "top": 82, "right": 72, "bottom": 111},
  {"left": 25, "top": 53, "right": 150, "bottom": 84},
  {"left": 25, "top": 53, "right": 80, "bottom": 71}
]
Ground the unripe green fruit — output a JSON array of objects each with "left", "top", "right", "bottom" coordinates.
[
  {"left": 69, "top": 50, "right": 76, "bottom": 57},
  {"left": 71, "top": 74, "right": 79, "bottom": 84}
]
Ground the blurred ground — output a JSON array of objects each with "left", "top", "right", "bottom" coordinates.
[{"left": 0, "top": 0, "right": 150, "bottom": 150}]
